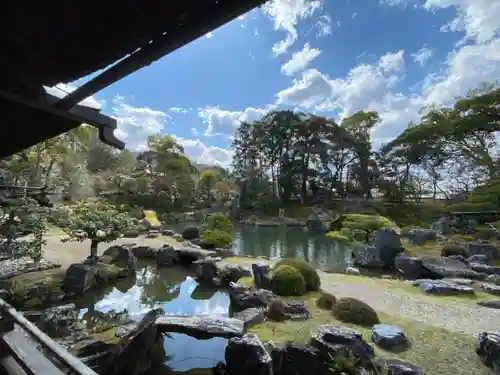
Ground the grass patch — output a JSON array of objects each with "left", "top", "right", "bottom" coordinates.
[
  {"left": 247, "top": 291, "right": 488, "bottom": 375},
  {"left": 403, "top": 239, "right": 442, "bottom": 257}
]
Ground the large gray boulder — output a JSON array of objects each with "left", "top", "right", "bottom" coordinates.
[
  {"left": 408, "top": 229, "right": 437, "bottom": 246},
  {"left": 225, "top": 333, "right": 273, "bottom": 375}
]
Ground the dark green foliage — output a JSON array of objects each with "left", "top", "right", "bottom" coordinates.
[
  {"left": 201, "top": 229, "right": 232, "bottom": 249},
  {"left": 448, "top": 179, "right": 500, "bottom": 212},
  {"left": 441, "top": 243, "right": 468, "bottom": 258},
  {"left": 316, "top": 292, "right": 337, "bottom": 310},
  {"left": 275, "top": 258, "right": 321, "bottom": 291},
  {"left": 271, "top": 265, "right": 307, "bottom": 296},
  {"left": 332, "top": 297, "right": 380, "bottom": 326},
  {"left": 182, "top": 226, "right": 200, "bottom": 240}
]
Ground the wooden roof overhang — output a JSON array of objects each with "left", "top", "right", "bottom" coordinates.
[{"left": 0, "top": 0, "right": 267, "bottom": 158}]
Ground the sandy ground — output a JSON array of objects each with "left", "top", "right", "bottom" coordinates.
[{"left": 42, "top": 235, "right": 170, "bottom": 268}]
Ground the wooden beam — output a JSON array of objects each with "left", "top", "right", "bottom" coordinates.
[{"left": 0, "top": 89, "right": 124, "bottom": 150}]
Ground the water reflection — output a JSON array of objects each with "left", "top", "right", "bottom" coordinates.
[{"left": 74, "top": 262, "right": 231, "bottom": 373}]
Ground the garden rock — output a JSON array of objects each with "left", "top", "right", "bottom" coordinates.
[
  {"left": 38, "top": 303, "right": 80, "bottom": 338},
  {"left": 466, "top": 242, "right": 500, "bottom": 260},
  {"left": 469, "top": 262, "right": 500, "bottom": 276},
  {"left": 414, "top": 279, "right": 474, "bottom": 295},
  {"left": 129, "top": 245, "right": 157, "bottom": 259},
  {"left": 351, "top": 244, "right": 384, "bottom": 268},
  {"left": 162, "top": 229, "right": 175, "bottom": 236},
  {"left": 371, "top": 324, "right": 409, "bottom": 351},
  {"left": 176, "top": 247, "right": 217, "bottom": 263},
  {"left": 102, "top": 245, "right": 137, "bottom": 273},
  {"left": 156, "top": 315, "right": 244, "bottom": 339},
  {"left": 373, "top": 227, "right": 402, "bottom": 267},
  {"left": 487, "top": 274, "right": 500, "bottom": 285},
  {"left": 310, "top": 324, "right": 375, "bottom": 366},
  {"left": 156, "top": 245, "right": 178, "bottom": 266},
  {"left": 447, "top": 255, "right": 468, "bottom": 263},
  {"left": 480, "top": 283, "right": 500, "bottom": 296},
  {"left": 63, "top": 263, "right": 97, "bottom": 295},
  {"left": 420, "top": 256, "right": 485, "bottom": 279},
  {"left": 395, "top": 254, "right": 424, "bottom": 279},
  {"left": 193, "top": 259, "right": 218, "bottom": 284},
  {"left": 283, "top": 300, "right": 311, "bottom": 320},
  {"left": 306, "top": 216, "right": 328, "bottom": 233},
  {"left": 376, "top": 359, "right": 426, "bottom": 375},
  {"left": 99, "top": 308, "right": 165, "bottom": 375},
  {"left": 477, "top": 300, "right": 500, "bottom": 309},
  {"left": 345, "top": 266, "right": 361, "bottom": 275},
  {"left": 431, "top": 217, "right": 451, "bottom": 235},
  {"left": 233, "top": 308, "right": 265, "bottom": 328},
  {"left": 468, "top": 254, "right": 490, "bottom": 264},
  {"left": 476, "top": 332, "right": 500, "bottom": 374},
  {"left": 217, "top": 262, "right": 251, "bottom": 285},
  {"left": 252, "top": 262, "right": 272, "bottom": 289},
  {"left": 225, "top": 333, "right": 273, "bottom": 375},
  {"left": 408, "top": 228, "right": 437, "bottom": 245},
  {"left": 229, "top": 282, "right": 277, "bottom": 310},
  {"left": 271, "top": 342, "right": 326, "bottom": 375}
]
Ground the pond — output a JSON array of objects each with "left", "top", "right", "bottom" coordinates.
[
  {"left": 74, "top": 262, "right": 230, "bottom": 374},
  {"left": 171, "top": 223, "right": 349, "bottom": 273}
]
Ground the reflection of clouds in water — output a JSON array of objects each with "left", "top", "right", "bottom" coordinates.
[{"left": 94, "top": 285, "right": 153, "bottom": 319}]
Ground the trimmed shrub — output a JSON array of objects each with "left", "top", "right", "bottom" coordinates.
[
  {"left": 201, "top": 229, "right": 232, "bottom": 249},
  {"left": 441, "top": 243, "right": 468, "bottom": 258},
  {"left": 275, "top": 258, "right": 321, "bottom": 291},
  {"left": 271, "top": 265, "right": 307, "bottom": 297},
  {"left": 182, "top": 226, "right": 200, "bottom": 240},
  {"left": 266, "top": 299, "right": 286, "bottom": 321},
  {"left": 316, "top": 292, "right": 337, "bottom": 310},
  {"left": 332, "top": 297, "right": 380, "bottom": 326},
  {"left": 475, "top": 227, "right": 495, "bottom": 240}
]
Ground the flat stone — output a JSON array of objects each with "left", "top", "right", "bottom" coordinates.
[
  {"left": 376, "top": 359, "right": 425, "bottom": 375},
  {"left": 233, "top": 308, "right": 265, "bottom": 328},
  {"left": 470, "top": 263, "right": 500, "bottom": 276},
  {"left": 415, "top": 279, "right": 475, "bottom": 295},
  {"left": 155, "top": 315, "right": 244, "bottom": 339},
  {"left": 0, "top": 257, "right": 60, "bottom": 280},
  {"left": 420, "top": 256, "right": 484, "bottom": 279},
  {"left": 371, "top": 324, "right": 409, "bottom": 351},
  {"left": 480, "top": 283, "right": 500, "bottom": 296},
  {"left": 468, "top": 254, "right": 490, "bottom": 264},
  {"left": 477, "top": 300, "right": 500, "bottom": 309}
]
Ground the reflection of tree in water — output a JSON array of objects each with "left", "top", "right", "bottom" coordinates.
[
  {"left": 136, "top": 265, "right": 192, "bottom": 307},
  {"left": 81, "top": 309, "right": 130, "bottom": 330}
]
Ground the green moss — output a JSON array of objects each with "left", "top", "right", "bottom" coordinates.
[
  {"left": 275, "top": 258, "right": 321, "bottom": 291},
  {"left": 6, "top": 269, "right": 65, "bottom": 308},
  {"left": 271, "top": 265, "right": 307, "bottom": 296},
  {"left": 201, "top": 229, "right": 232, "bottom": 248},
  {"left": 247, "top": 291, "right": 489, "bottom": 375}
]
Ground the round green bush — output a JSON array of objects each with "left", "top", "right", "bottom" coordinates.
[
  {"left": 275, "top": 258, "right": 321, "bottom": 291},
  {"left": 441, "top": 243, "right": 468, "bottom": 258},
  {"left": 332, "top": 297, "right": 380, "bottom": 326},
  {"left": 271, "top": 265, "right": 307, "bottom": 297},
  {"left": 182, "top": 226, "right": 200, "bottom": 240},
  {"left": 201, "top": 229, "right": 232, "bottom": 249},
  {"left": 316, "top": 292, "right": 337, "bottom": 310},
  {"left": 266, "top": 299, "right": 286, "bottom": 321}
]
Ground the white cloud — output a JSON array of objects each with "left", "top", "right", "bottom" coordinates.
[
  {"left": 175, "top": 137, "right": 234, "bottom": 168},
  {"left": 206, "top": 32, "right": 213, "bottom": 39},
  {"left": 411, "top": 46, "right": 434, "bottom": 65},
  {"left": 199, "top": 106, "right": 271, "bottom": 136},
  {"left": 111, "top": 95, "right": 169, "bottom": 151},
  {"left": 379, "top": 0, "right": 411, "bottom": 6},
  {"left": 281, "top": 43, "right": 322, "bottom": 76},
  {"left": 169, "top": 107, "right": 190, "bottom": 114},
  {"left": 191, "top": 128, "right": 200, "bottom": 136},
  {"left": 276, "top": 51, "right": 404, "bottom": 115},
  {"left": 424, "top": 0, "right": 500, "bottom": 44},
  {"left": 44, "top": 83, "right": 104, "bottom": 109},
  {"left": 315, "top": 14, "right": 332, "bottom": 37},
  {"left": 378, "top": 50, "right": 405, "bottom": 73},
  {"left": 262, "top": 0, "right": 322, "bottom": 56},
  {"left": 275, "top": 36, "right": 500, "bottom": 143}
]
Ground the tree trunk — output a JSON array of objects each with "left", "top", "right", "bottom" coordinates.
[{"left": 89, "top": 239, "right": 99, "bottom": 260}]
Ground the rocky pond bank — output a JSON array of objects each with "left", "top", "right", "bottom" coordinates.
[{"left": 2, "top": 225, "right": 500, "bottom": 375}]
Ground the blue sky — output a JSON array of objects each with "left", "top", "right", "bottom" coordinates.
[{"left": 47, "top": 0, "right": 500, "bottom": 168}]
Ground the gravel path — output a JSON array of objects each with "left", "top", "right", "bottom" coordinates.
[
  {"left": 320, "top": 276, "right": 499, "bottom": 336},
  {"left": 41, "top": 236, "right": 499, "bottom": 336}
]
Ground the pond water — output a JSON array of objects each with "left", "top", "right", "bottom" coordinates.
[
  {"left": 171, "top": 223, "right": 349, "bottom": 273},
  {"left": 74, "top": 262, "right": 230, "bottom": 373}
]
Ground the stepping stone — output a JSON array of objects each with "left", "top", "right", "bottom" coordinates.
[
  {"left": 480, "top": 283, "right": 500, "bottom": 296},
  {"left": 155, "top": 315, "right": 244, "bottom": 339},
  {"left": 415, "top": 280, "right": 475, "bottom": 295},
  {"left": 477, "top": 300, "right": 500, "bottom": 309},
  {"left": 233, "top": 308, "right": 265, "bottom": 328},
  {"left": 371, "top": 324, "right": 409, "bottom": 351}
]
